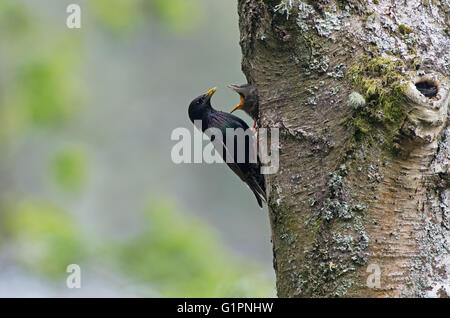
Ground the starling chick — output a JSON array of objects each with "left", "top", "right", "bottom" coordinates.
[
  {"left": 228, "top": 84, "right": 259, "bottom": 128},
  {"left": 188, "top": 87, "right": 267, "bottom": 208}
]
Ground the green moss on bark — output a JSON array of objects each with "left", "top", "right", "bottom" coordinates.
[
  {"left": 398, "top": 24, "right": 413, "bottom": 35},
  {"left": 346, "top": 55, "right": 409, "bottom": 146}
]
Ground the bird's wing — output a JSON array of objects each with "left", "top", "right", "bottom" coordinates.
[
  {"left": 207, "top": 111, "right": 266, "bottom": 207},
  {"left": 207, "top": 111, "right": 250, "bottom": 130}
]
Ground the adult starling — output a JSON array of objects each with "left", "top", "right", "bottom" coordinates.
[
  {"left": 228, "top": 84, "right": 259, "bottom": 128},
  {"left": 188, "top": 88, "right": 267, "bottom": 208}
]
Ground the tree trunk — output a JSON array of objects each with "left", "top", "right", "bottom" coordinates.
[{"left": 237, "top": 0, "right": 449, "bottom": 297}]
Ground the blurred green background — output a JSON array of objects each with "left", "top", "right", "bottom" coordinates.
[{"left": 0, "top": 0, "right": 275, "bottom": 297}]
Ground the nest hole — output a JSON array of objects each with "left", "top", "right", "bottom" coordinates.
[{"left": 415, "top": 79, "right": 438, "bottom": 98}]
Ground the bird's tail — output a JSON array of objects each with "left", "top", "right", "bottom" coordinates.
[
  {"left": 249, "top": 177, "right": 267, "bottom": 209},
  {"left": 252, "top": 189, "right": 265, "bottom": 208}
]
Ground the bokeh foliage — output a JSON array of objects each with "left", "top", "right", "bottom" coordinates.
[
  {"left": 2, "top": 199, "right": 273, "bottom": 297},
  {"left": 0, "top": 0, "right": 83, "bottom": 149},
  {"left": 111, "top": 200, "right": 273, "bottom": 297},
  {"left": 2, "top": 201, "right": 87, "bottom": 277},
  {"left": 50, "top": 146, "right": 89, "bottom": 193},
  {"left": 0, "top": 0, "right": 274, "bottom": 297},
  {"left": 18, "top": 41, "right": 83, "bottom": 126},
  {"left": 90, "top": 0, "right": 203, "bottom": 34}
]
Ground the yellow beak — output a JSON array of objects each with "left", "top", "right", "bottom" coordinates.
[
  {"left": 205, "top": 87, "right": 217, "bottom": 101},
  {"left": 230, "top": 95, "right": 245, "bottom": 114}
]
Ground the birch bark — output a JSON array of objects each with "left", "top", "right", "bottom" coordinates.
[{"left": 237, "top": 0, "right": 450, "bottom": 297}]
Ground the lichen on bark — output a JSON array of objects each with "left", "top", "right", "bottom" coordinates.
[{"left": 238, "top": 0, "right": 449, "bottom": 297}]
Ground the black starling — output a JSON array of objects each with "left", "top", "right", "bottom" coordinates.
[
  {"left": 188, "top": 88, "right": 267, "bottom": 208},
  {"left": 228, "top": 84, "right": 259, "bottom": 128}
]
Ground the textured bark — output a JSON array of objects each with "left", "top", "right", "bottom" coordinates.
[{"left": 237, "top": 0, "right": 449, "bottom": 297}]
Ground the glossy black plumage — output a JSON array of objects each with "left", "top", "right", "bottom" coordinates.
[{"left": 188, "top": 88, "right": 266, "bottom": 208}]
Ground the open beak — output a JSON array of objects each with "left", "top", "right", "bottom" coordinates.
[
  {"left": 228, "top": 84, "right": 245, "bottom": 114},
  {"left": 230, "top": 95, "right": 245, "bottom": 114},
  {"left": 204, "top": 87, "right": 216, "bottom": 101}
]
